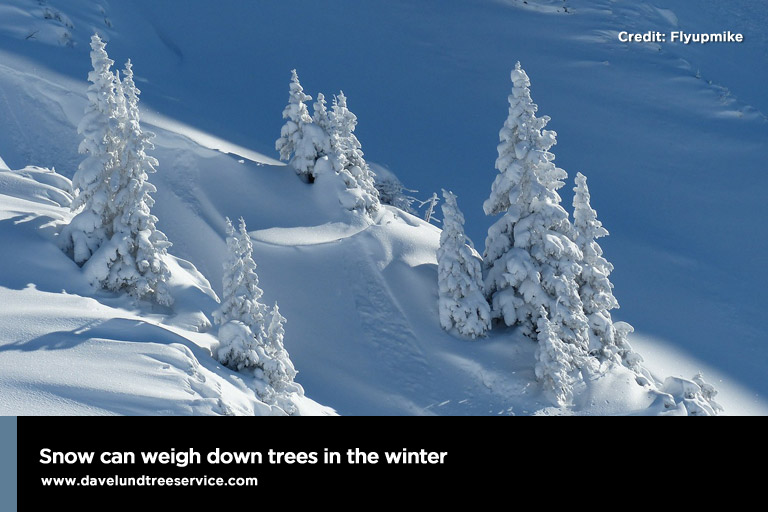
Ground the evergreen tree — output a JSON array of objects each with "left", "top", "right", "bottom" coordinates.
[
  {"left": 275, "top": 70, "right": 318, "bottom": 181},
  {"left": 535, "top": 307, "right": 578, "bottom": 406},
  {"left": 437, "top": 190, "right": 490, "bottom": 339},
  {"left": 61, "top": 36, "right": 172, "bottom": 305},
  {"left": 312, "top": 92, "right": 333, "bottom": 138},
  {"left": 213, "top": 218, "right": 268, "bottom": 335},
  {"left": 615, "top": 321, "right": 642, "bottom": 372},
  {"left": 88, "top": 59, "right": 172, "bottom": 305},
  {"left": 374, "top": 171, "right": 418, "bottom": 215},
  {"left": 330, "top": 92, "right": 365, "bottom": 170},
  {"left": 572, "top": 172, "right": 617, "bottom": 358},
  {"left": 572, "top": 172, "right": 640, "bottom": 368},
  {"left": 329, "top": 92, "right": 380, "bottom": 213},
  {"left": 262, "top": 302, "right": 299, "bottom": 394},
  {"left": 483, "top": 63, "right": 593, "bottom": 397},
  {"left": 213, "top": 219, "right": 302, "bottom": 411},
  {"left": 60, "top": 34, "right": 121, "bottom": 264}
]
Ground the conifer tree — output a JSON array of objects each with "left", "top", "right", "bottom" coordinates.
[
  {"left": 61, "top": 36, "right": 172, "bottom": 305},
  {"left": 374, "top": 171, "right": 418, "bottom": 215},
  {"left": 329, "top": 92, "right": 379, "bottom": 213},
  {"left": 213, "top": 218, "right": 268, "bottom": 337},
  {"left": 60, "top": 34, "right": 121, "bottom": 264},
  {"left": 483, "top": 63, "right": 594, "bottom": 398},
  {"left": 437, "top": 190, "right": 490, "bottom": 339},
  {"left": 275, "top": 70, "right": 318, "bottom": 181},
  {"left": 89, "top": 59, "right": 172, "bottom": 305},
  {"left": 262, "top": 302, "right": 299, "bottom": 394},
  {"left": 573, "top": 172, "right": 639, "bottom": 367},
  {"left": 312, "top": 92, "right": 333, "bottom": 138},
  {"left": 214, "top": 219, "right": 302, "bottom": 411},
  {"left": 535, "top": 307, "right": 579, "bottom": 405}
]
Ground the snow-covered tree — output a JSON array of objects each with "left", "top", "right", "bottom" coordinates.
[
  {"left": 329, "top": 91, "right": 380, "bottom": 213},
  {"left": 275, "top": 70, "right": 323, "bottom": 182},
  {"left": 276, "top": 69, "right": 311, "bottom": 161},
  {"left": 535, "top": 307, "right": 579, "bottom": 406},
  {"left": 87, "top": 59, "right": 173, "bottom": 305},
  {"left": 216, "top": 320, "right": 263, "bottom": 373},
  {"left": 615, "top": 321, "right": 642, "bottom": 372},
  {"left": 374, "top": 171, "right": 418, "bottom": 214},
  {"left": 312, "top": 92, "right": 333, "bottom": 137},
  {"left": 437, "top": 190, "right": 490, "bottom": 339},
  {"left": 60, "top": 34, "right": 121, "bottom": 264},
  {"left": 483, "top": 63, "right": 593, "bottom": 397},
  {"left": 61, "top": 36, "right": 172, "bottom": 305},
  {"left": 330, "top": 92, "right": 365, "bottom": 170},
  {"left": 572, "top": 172, "right": 639, "bottom": 368},
  {"left": 262, "top": 302, "right": 300, "bottom": 395},
  {"left": 213, "top": 218, "right": 302, "bottom": 412},
  {"left": 213, "top": 218, "right": 268, "bottom": 338},
  {"left": 421, "top": 192, "right": 440, "bottom": 224},
  {"left": 305, "top": 91, "right": 338, "bottom": 179}
]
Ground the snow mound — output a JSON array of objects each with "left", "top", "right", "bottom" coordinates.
[
  {"left": 0, "top": 166, "right": 72, "bottom": 208},
  {"left": 250, "top": 221, "right": 369, "bottom": 246}
]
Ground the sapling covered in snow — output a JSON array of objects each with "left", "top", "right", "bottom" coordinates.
[
  {"left": 60, "top": 34, "right": 121, "bottom": 264},
  {"left": 483, "top": 63, "right": 594, "bottom": 399},
  {"left": 535, "top": 307, "right": 579, "bottom": 406},
  {"left": 262, "top": 303, "right": 302, "bottom": 402},
  {"left": 437, "top": 190, "right": 490, "bottom": 339},
  {"left": 613, "top": 321, "right": 642, "bottom": 371},
  {"left": 213, "top": 218, "right": 301, "bottom": 411},
  {"left": 572, "top": 172, "right": 639, "bottom": 367}
]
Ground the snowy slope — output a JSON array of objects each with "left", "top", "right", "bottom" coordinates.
[
  {"left": 0, "top": 0, "right": 766, "bottom": 414},
  {"left": 0, "top": 156, "right": 695, "bottom": 416},
  {"left": 0, "top": 166, "right": 331, "bottom": 416}
]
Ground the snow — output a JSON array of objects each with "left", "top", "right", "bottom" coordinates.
[
  {"left": 0, "top": 167, "right": 331, "bottom": 416},
  {"left": 1, "top": 0, "right": 766, "bottom": 415},
  {"left": 250, "top": 221, "right": 370, "bottom": 247},
  {"left": 630, "top": 334, "right": 768, "bottom": 416}
]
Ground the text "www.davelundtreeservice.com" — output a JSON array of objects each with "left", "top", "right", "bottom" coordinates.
[{"left": 41, "top": 475, "right": 258, "bottom": 488}]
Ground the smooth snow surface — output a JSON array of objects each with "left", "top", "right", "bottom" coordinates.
[{"left": 1, "top": 0, "right": 765, "bottom": 415}]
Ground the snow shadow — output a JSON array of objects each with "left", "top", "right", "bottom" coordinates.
[
  {"left": 0, "top": 318, "right": 175, "bottom": 353},
  {"left": 0, "top": 213, "right": 88, "bottom": 294}
]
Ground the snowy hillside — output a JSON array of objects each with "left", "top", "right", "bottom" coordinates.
[{"left": 1, "top": 0, "right": 766, "bottom": 415}]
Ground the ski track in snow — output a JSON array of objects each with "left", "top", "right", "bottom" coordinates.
[{"left": 344, "top": 237, "right": 430, "bottom": 399}]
